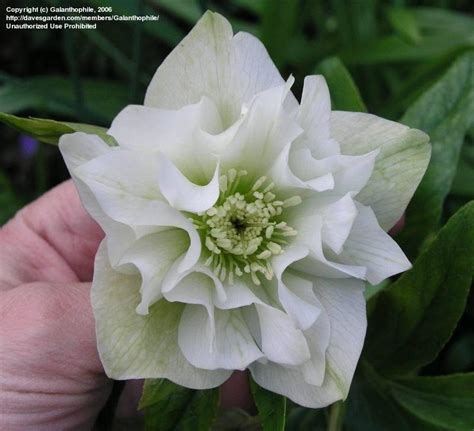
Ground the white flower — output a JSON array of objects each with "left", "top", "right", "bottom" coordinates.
[{"left": 59, "top": 12, "right": 430, "bottom": 408}]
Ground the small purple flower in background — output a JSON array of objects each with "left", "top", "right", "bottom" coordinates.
[{"left": 19, "top": 135, "right": 38, "bottom": 159}]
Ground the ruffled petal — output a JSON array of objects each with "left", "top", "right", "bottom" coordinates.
[
  {"left": 157, "top": 154, "right": 220, "bottom": 213},
  {"left": 319, "top": 193, "right": 358, "bottom": 254},
  {"left": 220, "top": 79, "right": 303, "bottom": 179},
  {"left": 145, "top": 11, "right": 292, "bottom": 126},
  {"left": 335, "top": 204, "right": 411, "bottom": 284},
  {"left": 331, "top": 111, "right": 430, "bottom": 230},
  {"left": 59, "top": 133, "right": 137, "bottom": 266},
  {"left": 301, "top": 297, "right": 331, "bottom": 386},
  {"left": 255, "top": 303, "right": 311, "bottom": 366},
  {"left": 92, "top": 242, "right": 231, "bottom": 387},
  {"left": 290, "top": 214, "right": 367, "bottom": 280},
  {"left": 270, "top": 143, "right": 334, "bottom": 193},
  {"left": 294, "top": 75, "right": 340, "bottom": 157},
  {"left": 250, "top": 361, "right": 343, "bottom": 408},
  {"left": 59, "top": 132, "right": 111, "bottom": 171},
  {"left": 117, "top": 229, "right": 190, "bottom": 315},
  {"left": 272, "top": 247, "right": 322, "bottom": 330},
  {"left": 289, "top": 148, "right": 379, "bottom": 197},
  {"left": 108, "top": 99, "right": 222, "bottom": 181},
  {"left": 312, "top": 277, "right": 367, "bottom": 398},
  {"left": 250, "top": 277, "right": 366, "bottom": 407},
  {"left": 178, "top": 305, "right": 263, "bottom": 370}
]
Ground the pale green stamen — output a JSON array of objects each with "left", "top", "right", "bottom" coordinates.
[{"left": 193, "top": 170, "right": 301, "bottom": 285}]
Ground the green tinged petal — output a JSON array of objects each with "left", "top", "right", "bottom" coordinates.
[
  {"left": 331, "top": 111, "right": 430, "bottom": 231},
  {"left": 92, "top": 242, "right": 231, "bottom": 388}
]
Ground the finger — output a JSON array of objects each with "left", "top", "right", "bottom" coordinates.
[
  {"left": 0, "top": 180, "right": 103, "bottom": 288},
  {"left": 0, "top": 281, "right": 112, "bottom": 430}
]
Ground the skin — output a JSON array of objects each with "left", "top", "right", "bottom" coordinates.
[
  {"left": 0, "top": 180, "right": 251, "bottom": 430},
  {"left": 0, "top": 179, "right": 403, "bottom": 429}
]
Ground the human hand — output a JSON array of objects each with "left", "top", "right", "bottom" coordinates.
[
  {"left": 0, "top": 181, "right": 110, "bottom": 430},
  {"left": 0, "top": 180, "right": 254, "bottom": 430}
]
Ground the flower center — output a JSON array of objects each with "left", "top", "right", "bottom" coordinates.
[{"left": 192, "top": 169, "right": 301, "bottom": 286}]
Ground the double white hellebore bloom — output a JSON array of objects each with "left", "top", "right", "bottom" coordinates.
[{"left": 60, "top": 12, "right": 430, "bottom": 407}]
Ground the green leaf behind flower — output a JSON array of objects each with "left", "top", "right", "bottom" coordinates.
[
  {"left": 139, "top": 379, "right": 219, "bottom": 431},
  {"left": 391, "top": 373, "right": 474, "bottom": 431},
  {"left": 0, "top": 76, "right": 128, "bottom": 123},
  {"left": 0, "top": 112, "right": 116, "bottom": 146},
  {"left": 315, "top": 57, "right": 367, "bottom": 112},
  {"left": 345, "top": 362, "right": 474, "bottom": 431},
  {"left": 365, "top": 201, "right": 474, "bottom": 376},
  {"left": 398, "top": 51, "right": 474, "bottom": 258},
  {"left": 250, "top": 378, "right": 286, "bottom": 431}
]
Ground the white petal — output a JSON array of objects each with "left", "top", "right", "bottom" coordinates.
[
  {"left": 249, "top": 361, "right": 343, "bottom": 408},
  {"left": 157, "top": 154, "right": 220, "bottom": 213},
  {"left": 59, "top": 132, "right": 111, "bottom": 171},
  {"left": 215, "top": 279, "right": 263, "bottom": 310},
  {"left": 161, "top": 262, "right": 226, "bottom": 304},
  {"left": 73, "top": 148, "right": 163, "bottom": 217},
  {"left": 272, "top": 248, "right": 321, "bottom": 330},
  {"left": 279, "top": 273, "right": 321, "bottom": 331},
  {"left": 249, "top": 277, "right": 365, "bottom": 408},
  {"left": 72, "top": 149, "right": 202, "bottom": 273},
  {"left": 178, "top": 305, "right": 263, "bottom": 370},
  {"left": 92, "top": 242, "right": 231, "bottom": 387},
  {"left": 295, "top": 75, "right": 340, "bottom": 157},
  {"left": 312, "top": 277, "right": 367, "bottom": 398},
  {"left": 335, "top": 204, "right": 411, "bottom": 284},
  {"left": 291, "top": 214, "right": 367, "bottom": 280},
  {"left": 301, "top": 296, "right": 331, "bottom": 386},
  {"left": 59, "top": 133, "right": 137, "bottom": 266},
  {"left": 289, "top": 148, "right": 379, "bottom": 197},
  {"left": 270, "top": 143, "right": 335, "bottom": 193},
  {"left": 221, "top": 79, "right": 303, "bottom": 178},
  {"left": 117, "top": 230, "right": 190, "bottom": 315},
  {"left": 145, "top": 11, "right": 291, "bottom": 126},
  {"left": 320, "top": 193, "right": 358, "bottom": 254},
  {"left": 108, "top": 99, "right": 222, "bottom": 181},
  {"left": 331, "top": 111, "right": 430, "bottom": 230},
  {"left": 255, "top": 303, "right": 311, "bottom": 366},
  {"left": 77, "top": 155, "right": 203, "bottom": 274},
  {"left": 165, "top": 272, "right": 216, "bottom": 353}
]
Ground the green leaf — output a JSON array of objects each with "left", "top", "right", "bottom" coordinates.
[
  {"left": 391, "top": 374, "right": 474, "bottom": 431},
  {"left": 387, "top": 7, "right": 421, "bottom": 43},
  {"left": 250, "top": 378, "right": 286, "bottom": 431},
  {"left": 414, "top": 7, "right": 474, "bottom": 36},
  {"left": 315, "top": 57, "right": 367, "bottom": 112},
  {"left": 260, "top": 0, "right": 298, "bottom": 68},
  {"left": 0, "top": 75, "right": 128, "bottom": 123},
  {"left": 345, "top": 363, "right": 438, "bottom": 431},
  {"left": 365, "top": 201, "right": 474, "bottom": 376},
  {"left": 139, "top": 379, "right": 219, "bottom": 431},
  {"left": 398, "top": 51, "right": 474, "bottom": 258},
  {"left": 341, "top": 35, "right": 473, "bottom": 65},
  {"left": 0, "top": 112, "right": 115, "bottom": 146}
]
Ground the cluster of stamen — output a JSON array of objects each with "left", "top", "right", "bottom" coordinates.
[{"left": 192, "top": 169, "right": 301, "bottom": 286}]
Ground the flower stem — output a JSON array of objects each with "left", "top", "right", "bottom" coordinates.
[{"left": 327, "top": 401, "right": 345, "bottom": 431}]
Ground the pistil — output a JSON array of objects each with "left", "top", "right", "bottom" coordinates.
[{"left": 193, "top": 169, "right": 300, "bottom": 286}]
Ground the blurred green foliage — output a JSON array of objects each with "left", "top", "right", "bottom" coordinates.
[{"left": 1, "top": 0, "right": 473, "bottom": 430}]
